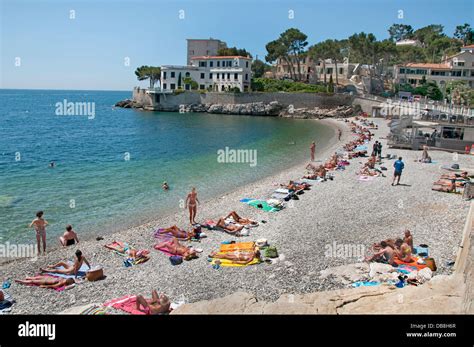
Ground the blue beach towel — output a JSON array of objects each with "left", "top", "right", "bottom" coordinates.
[
  {"left": 45, "top": 262, "right": 89, "bottom": 279},
  {"left": 351, "top": 281, "right": 380, "bottom": 288}
]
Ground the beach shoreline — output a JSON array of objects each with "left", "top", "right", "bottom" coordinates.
[
  {"left": 2, "top": 116, "right": 472, "bottom": 315},
  {"left": 0, "top": 117, "right": 341, "bottom": 265}
]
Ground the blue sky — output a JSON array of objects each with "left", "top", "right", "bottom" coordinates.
[{"left": 0, "top": 0, "right": 472, "bottom": 90}]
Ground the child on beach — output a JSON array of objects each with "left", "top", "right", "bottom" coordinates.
[
  {"left": 59, "top": 224, "right": 80, "bottom": 247},
  {"left": 29, "top": 211, "right": 48, "bottom": 255}
]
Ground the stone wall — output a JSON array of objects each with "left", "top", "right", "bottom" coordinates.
[{"left": 133, "top": 89, "right": 353, "bottom": 111}]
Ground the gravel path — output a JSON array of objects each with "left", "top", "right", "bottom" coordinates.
[{"left": 1, "top": 117, "right": 472, "bottom": 314}]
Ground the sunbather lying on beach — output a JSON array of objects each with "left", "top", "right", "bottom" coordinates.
[
  {"left": 157, "top": 225, "right": 192, "bottom": 240},
  {"left": 136, "top": 290, "right": 171, "bottom": 315},
  {"left": 432, "top": 178, "right": 456, "bottom": 192},
  {"left": 223, "top": 211, "right": 258, "bottom": 226},
  {"left": 154, "top": 238, "right": 197, "bottom": 260},
  {"left": 281, "top": 181, "right": 308, "bottom": 192},
  {"left": 40, "top": 250, "right": 91, "bottom": 277},
  {"left": 209, "top": 249, "right": 260, "bottom": 265},
  {"left": 216, "top": 217, "right": 245, "bottom": 234},
  {"left": 15, "top": 276, "right": 75, "bottom": 289}
]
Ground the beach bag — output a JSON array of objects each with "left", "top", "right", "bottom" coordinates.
[
  {"left": 170, "top": 256, "right": 183, "bottom": 266},
  {"left": 424, "top": 257, "right": 437, "bottom": 272},
  {"left": 86, "top": 267, "right": 104, "bottom": 281},
  {"left": 264, "top": 246, "right": 278, "bottom": 258}
]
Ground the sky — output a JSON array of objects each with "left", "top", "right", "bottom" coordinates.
[{"left": 0, "top": 0, "right": 472, "bottom": 91}]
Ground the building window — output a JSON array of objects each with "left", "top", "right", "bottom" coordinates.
[
  {"left": 199, "top": 61, "right": 207, "bottom": 67},
  {"left": 234, "top": 73, "right": 238, "bottom": 80},
  {"left": 185, "top": 84, "right": 190, "bottom": 90},
  {"left": 399, "top": 68, "right": 405, "bottom": 74},
  {"left": 217, "top": 61, "right": 220, "bottom": 67},
  {"left": 163, "top": 83, "right": 167, "bottom": 89},
  {"left": 170, "top": 83, "right": 176, "bottom": 90},
  {"left": 199, "top": 84, "right": 205, "bottom": 90},
  {"left": 163, "top": 71, "right": 167, "bottom": 79},
  {"left": 246, "top": 61, "right": 249, "bottom": 68},
  {"left": 227, "top": 73, "right": 230, "bottom": 79},
  {"left": 457, "top": 62, "right": 465, "bottom": 67},
  {"left": 216, "top": 73, "right": 220, "bottom": 79},
  {"left": 210, "top": 61, "right": 213, "bottom": 67},
  {"left": 209, "top": 73, "right": 213, "bottom": 79},
  {"left": 221, "top": 85, "right": 225, "bottom": 91},
  {"left": 185, "top": 72, "right": 190, "bottom": 77},
  {"left": 245, "top": 73, "right": 248, "bottom": 81},
  {"left": 171, "top": 72, "right": 175, "bottom": 78},
  {"left": 200, "top": 73, "right": 205, "bottom": 79}
]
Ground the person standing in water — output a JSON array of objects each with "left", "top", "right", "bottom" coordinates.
[
  {"left": 185, "top": 187, "right": 200, "bottom": 225},
  {"left": 29, "top": 211, "right": 48, "bottom": 255},
  {"left": 310, "top": 141, "right": 316, "bottom": 161}
]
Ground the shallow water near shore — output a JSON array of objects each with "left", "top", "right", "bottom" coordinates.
[{"left": 0, "top": 89, "right": 334, "bottom": 243}]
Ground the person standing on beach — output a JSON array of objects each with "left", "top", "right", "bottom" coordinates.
[
  {"left": 29, "top": 211, "right": 48, "bottom": 255},
  {"left": 377, "top": 142, "right": 383, "bottom": 160},
  {"left": 310, "top": 141, "right": 316, "bottom": 161},
  {"left": 338, "top": 129, "right": 342, "bottom": 141},
  {"left": 392, "top": 157, "right": 405, "bottom": 186},
  {"left": 186, "top": 187, "right": 200, "bottom": 225},
  {"left": 372, "top": 141, "right": 379, "bottom": 157}
]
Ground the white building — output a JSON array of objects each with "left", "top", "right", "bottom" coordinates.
[
  {"left": 161, "top": 55, "right": 252, "bottom": 92},
  {"left": 394, "top": 48, "right": 474, "bottom": 89}
]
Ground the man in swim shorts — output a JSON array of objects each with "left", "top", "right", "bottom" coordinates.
[{"left": 59, "top": 224, "right": 80, "bottom": 247}]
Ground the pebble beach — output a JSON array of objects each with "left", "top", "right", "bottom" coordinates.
[{"left": 1, "top": 117, "right": 472, "bottom": 314}]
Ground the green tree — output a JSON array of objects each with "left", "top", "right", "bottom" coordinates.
[
  {"left": 265, "top": 28, "right": 308, "bottom": 81},
  {"left": 454, "top": 23, "right": 474, "bottom": 45},
  {"left": 413, "top": 25, "right": 445, "bottom": 47},
  {"left": 183, "top": 76, "right": 198, "bottom": 90},
  {"left": 134, "top": 66, "right": 161, "bottom": 89},
  {"left": 251, "top": 59, "right": 271, "bottom": 78},
  {"left": 446, "top": 81, "right": 474, "bottom": 106},
  {"left": 388, "top": 24, "right": 414, "bottom": 42},
  {"left": 218, "top": 46, "right": 252, "bottom": 58}
]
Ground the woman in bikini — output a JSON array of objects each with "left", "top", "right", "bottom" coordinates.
[
  {"left": 185, "top": 187, "right": 200, "bottom": 225},
  {"left": 40, "top": 250, "right": 91, "bottom": 277},
  {"left": 157, "top": 225, "right": 191, "bottom": 240},
  {"left": 209, "top": 249, "right": 260, "bottom": 265},
  {"left": 223, "top": 211, "right": 258, "bottom": 226},
  {"left": 154, "top": 238, "right": 197, "bottom": 260}
]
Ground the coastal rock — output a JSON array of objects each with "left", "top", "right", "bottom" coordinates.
[{"left": 279, "top": 105, "right": 354, "bottom": 119}]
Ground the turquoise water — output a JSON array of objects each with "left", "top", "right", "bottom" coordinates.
[{"left": 0, "top": 89, "right": 334, "bottom": 243}]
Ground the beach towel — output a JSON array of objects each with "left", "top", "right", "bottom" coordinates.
[
  {"left": 0, "top": 291, "right": 14, "bottom": 314},
  {"left": 16, "top": 274, "right": 69, "bottom": 291},
  {"left": 153, "top": 244, "right": 176, "bottom": 257},
  {"left": 44, "top": 262, "right": 89, "bottom": 279},
  {"left": 208, "top": 242, "right": 260, "bottom": 267},
  {"left": 104, "top": 241, "right": 150, "bottom": 266},
  {"left": 351, "top": 281, "right": 380, "bottom": 288},
  {"left": 241, "top": 199, "right": 281, "bottom": 212},
  {"left": 103, "top": 295, "right": 147, "bottom": 315},
  {"left": 80, "top": 305, "right": 109, "bottom": 315},
  {"left": 393, "top": 256, "right": 427, "bottom": 270},
  {"left": 220, "top": 242, "right": 256, "bottom": 252}
]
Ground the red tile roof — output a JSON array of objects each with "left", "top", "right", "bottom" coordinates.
[
  {"left": 403, "top": 63, "right": 451, "bottom": 70},
  {"left": 190, "top": 55, "right": 251, "bottom": 60},
  {"left": 462, "top": 44, "right": 474, "bottom": 49}
]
